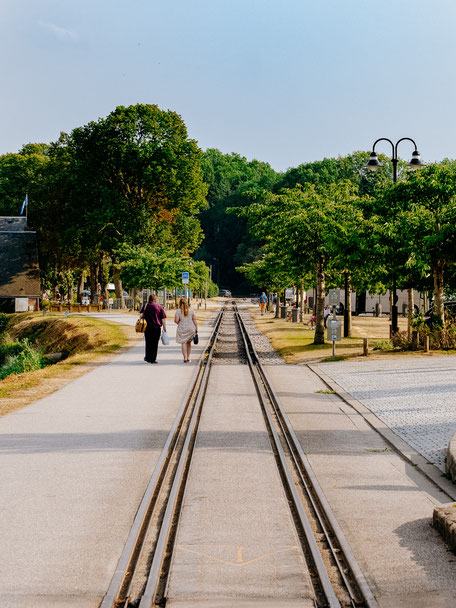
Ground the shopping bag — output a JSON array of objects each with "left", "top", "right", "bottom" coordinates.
[
  {"left": 161, "top": 330, "right": 170, "bottom": 345},
  {"left": 135, "top": 318, "right": 147, "bottom": 333}
]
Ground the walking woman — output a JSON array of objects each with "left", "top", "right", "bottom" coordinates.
[
  {"left": 141, "top": 294, "right": 167, "bottom": 363},
  {"left": 174, "top": 297, "right": 198, "bottom": 363}
]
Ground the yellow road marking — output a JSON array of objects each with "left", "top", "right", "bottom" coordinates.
[{"left": 176, "top": 545, "right": 298, "bottom": 568}]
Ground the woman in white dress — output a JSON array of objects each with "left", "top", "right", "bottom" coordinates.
[{"left": 174, "top": 298, "right": 198, "bottom": 363}]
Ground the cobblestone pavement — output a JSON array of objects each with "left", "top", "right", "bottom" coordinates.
[{"left": 317, "top": 357, "right": 456, "bottom": 471}]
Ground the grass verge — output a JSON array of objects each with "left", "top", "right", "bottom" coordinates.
[
  {"left": 0, "top": 313, "right": 139, "bottom": 417},
  {"left": 250, "top": 310, "right": 456, "bottom": 364}
]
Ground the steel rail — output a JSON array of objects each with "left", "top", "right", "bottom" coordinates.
[
  {"left": 235, "top": 305, "right": 379, "bottom": 608},
  {"left": 138, "top": 306, "right": 224, "bottom": 607},
  {"left": 234, "top": 307, "right": 341, "bottom": 608},
  {"left": 100, "top": 308, "right": 224, "bottom": 608}
]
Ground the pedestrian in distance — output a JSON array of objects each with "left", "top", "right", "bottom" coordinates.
[
  {"left": 324, "top": 305, "right": 331, "bottom": 328},
  {"left": 141, "top": 294, "right": 167, "bottom": 364},
  {"left": 259, "top": 292, "right": 268, "bottom": 315},
  {"left": 306, "top": 314, "right": 316, "bottom": 329},
  {"left": 175, "top": 297, "right": 198, "bottom": 363}
]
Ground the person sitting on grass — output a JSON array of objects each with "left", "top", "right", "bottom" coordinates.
[{"left": 306, "top": 314, "right": 316, "bottom": 329}]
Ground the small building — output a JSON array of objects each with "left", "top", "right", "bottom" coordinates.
[{"left": 0, "top": 217, "right": 41, "bottom": 313}]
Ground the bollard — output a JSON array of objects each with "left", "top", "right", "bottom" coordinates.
[
  {"left": 363, "top": 338, "right": 369, "bottom": 356},
  {"left": 424, "top": 336, "right": 430, "bottom": 353}
]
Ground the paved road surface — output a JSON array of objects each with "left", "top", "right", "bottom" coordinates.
[{"left": 0, "top": 313, "right": 215, "bottom": 607}]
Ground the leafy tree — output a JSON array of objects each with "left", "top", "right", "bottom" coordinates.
[
  {"left": 195, "top": 149, "right": 279, "bottom": 292},
  {"left": 276, "top": 151, "right": 397, "bottom": 196},
  {"left": 26, "top": 104, "right": 207, "bottom": 304},
  {"left": 117, "top": 244, "right": 214, "bottom": 299},
  {"left": 234, "top": 182, "right": 365, "bottom": 343},
  {"left": 0, "top": 143, "right": 50, "bottom": 216},
  {"left": 65, "top": 104, "right": 206, "bottom": 259},
  {"left": 374, "top": 164, "right": 456, "bottom": 323}
]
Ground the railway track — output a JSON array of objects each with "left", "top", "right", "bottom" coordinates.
[{"left": 100, "top": 304, "right": 378, "bottom": 608}]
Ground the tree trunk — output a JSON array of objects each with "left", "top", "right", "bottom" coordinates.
[
  {"left": 433, "top": 261, "right": 445, "bottom": 324},
  {"left": 389, "top": 290, "right": 393, "bottom": 320},
  {"left": 113, "top": 265, "right": 125, "bottom": 309},
  {"left": 422, "top": 292, "right": 428, "bottom": 313},
  {"left": 90, "top": 263, "right": 98, "bottom": 305},
  {"left": 275, "top": 292, "right": 280, "bottom": 318},
  {"left": 344, "top": 272, "right": 352, "bottom": 338},
  {"left": 300, "top": 280, "right": 304, "bottom": 318},
  {"left": 77, "top": 271, "right": 84, "bottom": 304},
  {"left": 99, "top": 259, "right": 109, "bottom": 309},
  {"left": 407, "top": 288, "right": 414, "bottom": 339},
  {"left": 314, "top": 259, "right": 325, "bottom": 345}
]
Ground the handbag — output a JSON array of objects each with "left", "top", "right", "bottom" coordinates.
[
  {"left": 161, "top": 330, "right": 169, "bottom": 345},
  {"left": 135, "top": 318, "right": 147, "bottom": 333},
  {"left": 193, "top": 333, "right": 199, "bottom": 345}
]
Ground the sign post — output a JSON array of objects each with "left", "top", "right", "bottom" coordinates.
[{"left": 182, "top": 271, "right": 189, "bottom": 301}]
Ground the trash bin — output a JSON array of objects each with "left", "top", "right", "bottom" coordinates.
[
  {"left": 375, "top": 303, "right": 382, "bottom": 317},
  {"left": 291, "top": 308, "right": 299, "bottom": 322},
  {"left": 280, "top": 306, "right": 287, "bottom": 319}
]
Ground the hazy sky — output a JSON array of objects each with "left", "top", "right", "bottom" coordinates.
[{"left": 1, "top": 0, "right": 455, "bottom": 171}]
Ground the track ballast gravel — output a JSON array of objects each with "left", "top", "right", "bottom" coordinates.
[{"left": 238, "top": 310, "right": 285, "bottom": 365}]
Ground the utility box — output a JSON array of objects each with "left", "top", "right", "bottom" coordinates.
[{"left": 327, "top": 317, "right": 342, "bottom": 341}]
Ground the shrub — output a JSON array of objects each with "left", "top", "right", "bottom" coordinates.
[
  {"left": 0, "top": 339, "right": 45, "bottom": 380},
  {"left": 431, "top": 323, "right": 456, "bottom": 350},
  {"left": 391, "top": 331, "right": 411, "bottom": 350},
  {"left": 0, "top": 341, "right": 24, "bottom": 366},
  {"left": 372, "top": 339, "right": 393, "bottom": 350},
  {"left": 0, "top": 313, "right": 8, "bottom": 336}
]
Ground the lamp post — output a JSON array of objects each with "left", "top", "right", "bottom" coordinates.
[{"left": 366, "top": 138, "right": 425, "bottom": 333}]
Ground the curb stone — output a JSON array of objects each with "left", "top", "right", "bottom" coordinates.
[
  {"left": 433, "top": 503, "right": 456, "bottom": 553},
  {"left": 308, "top": 364, "right": 456, "bottom": 502},
  {"left": 447, "top": 433, "right": 456, "bottom": 482}
]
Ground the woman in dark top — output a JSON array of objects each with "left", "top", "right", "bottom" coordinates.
[{"left": 141, "top": 294, "right": 167, "bottom": 363}]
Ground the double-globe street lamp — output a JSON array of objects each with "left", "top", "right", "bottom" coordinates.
[{"left": 366, "top": 138, "right": 425, "bottom": 333}]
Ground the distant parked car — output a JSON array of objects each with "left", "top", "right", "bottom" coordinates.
[
  {"left": 218, "top": 289, "right": 232, "bottom": 297},
  {"left": 423, "top": 301, "right": 456, "bottom": 326}
]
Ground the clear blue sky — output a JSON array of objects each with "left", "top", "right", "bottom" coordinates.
[{"left": 1, "top": 0, "right": 455, "bottom": 171}]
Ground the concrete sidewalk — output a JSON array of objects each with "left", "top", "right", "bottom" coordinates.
[
  {"left": 0, "top": 312, "right": 216, "bottom": 607},
  {"left": 266, "top": 364, "right": 456, "bottom": 608}
]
